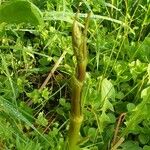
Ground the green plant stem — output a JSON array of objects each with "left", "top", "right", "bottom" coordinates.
[
  {"left": 70, "top": 76, "right": 83, "bottom": 116},
  {"left": 67, "top": 12, "right": 90, "bottom": 150},
  {"left": 68, "top": 114, "right": 83, "bottom": 150},
  {"left": 68, "top": 76, "right": 83, "bottom": 150},
  {"left": 77, "top": 60, "right": 87, "bottom": 82}
]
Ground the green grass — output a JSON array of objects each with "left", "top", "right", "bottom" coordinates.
[{"left": 0, "top": 0, "right": 150, "bottom": 150}]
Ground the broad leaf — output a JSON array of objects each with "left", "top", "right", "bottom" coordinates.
[
  {"left": 120, "top": 141, "right": 142, "bottom": 150},
  {"left": 100, "top": 77, "right": 115, "bottom": 102},
  {"left": 124, "top": 87, "right": 150, "bottom": 134},
  {"left": 0, "top": 0, "right": 44, "bottom": 26},
  {"left": 98, "top": 77, "right": 115, "bottom": 132}
]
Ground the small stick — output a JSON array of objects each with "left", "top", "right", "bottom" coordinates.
[
  {"left": 111, "top": 137, "right": 125, "bottom": 150},
  {"left": 39, "top": 51, "right": 67, "bottom": 91},
  {"left": 111, "top": 113, "right": 126, "bottom": 147}
]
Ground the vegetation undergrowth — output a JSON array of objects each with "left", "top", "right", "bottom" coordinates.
[{"left": 0, "top": 0, "right": 150, "bottom": 150}]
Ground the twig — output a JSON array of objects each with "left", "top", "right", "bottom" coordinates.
[
  {"left": 39, "top": 51, "right": 67, "bottom": 91},
  {"left": 111, "top": 113, "right": 126, "bottom": 147},
  {"left": 43, "top": 113, "right": 56, "bottom": 134},
  {"left": 111, "top": 137, "right": 125, "bottom": 150}
]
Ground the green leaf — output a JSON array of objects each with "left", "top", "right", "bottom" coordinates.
[
  {"left": 141, "top": 86, "right": 150, "bottom": 100},
  {"left": 143, "top": 145, "right": 150, "bottom": 150},
  {"left": 99, "top": 112, "right": 110, "bottom": 133},
  {"left": 136, "top": 37, "right": 150, "bottom": 62},
  {"left": 41, "top": 88, "right": 50, "bottom": 100},
  {"left": 36, "top": 112, "right": 48, "bottom": 127},
  {"left": 98, "top": 77, "right": 115, "bottom": 112},
  {"left": 27, "top": 89, "right": 42, "bottom": 104},
  {"left": 107, "top": 113, "right": 116, "bottom": 123},
  {"left": 100, "top": 112, "right": 110, "bottom": 123},
  {"left": 127, "top": 103, "right": 136, "bottom": 112},
  {"left": 87, "top": 127, "right": 97, "bottom": 139},
  {"left": 97, "top": 77, "right": 115, "bottom": 133},
  {"left": 16, "top": 138, "right": 42, "bottom": 150},
  {"left": 100, "top": 77, "right": 115, "bottom": 102},
  {"left": 59, "top": 98, "right": 66, "bottom": 106},
  {"left": 124, "top": 87, "right": 150, "bottom": 134},
  {"left": 129, "top": 59, "right": 147, "bottom": 80},
  {"left": 138, "top": 134, "right": 149, "bottom": 144},
  {"left": 120, "top": 141, "right": 142, "bottom": 150},
  {"left": 0, "top": 0, "right": 44, "bottom": 26}
]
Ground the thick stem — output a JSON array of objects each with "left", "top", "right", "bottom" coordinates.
[
  {"left": 68, "top": 115, "right": 83, "bottom": 150},
  {"left": 67, "top": 76, "right": 83, "bottom": 150},
  {"left": 77, "top": 60, "right": 87, "bottom": 82},
  {"left": 67, "top": 11, "right": 91, "bottom": 150},
  {"left": 70, "top": 76, "right": 83, "bottom": 116}
]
